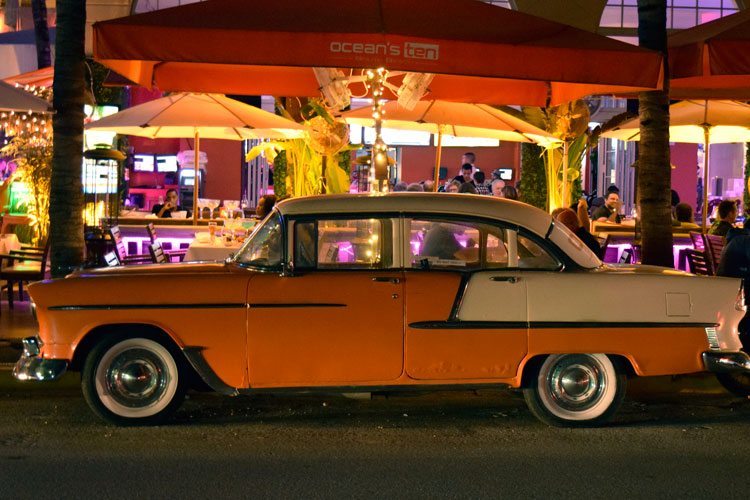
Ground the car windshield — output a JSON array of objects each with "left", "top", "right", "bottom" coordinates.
[{"left": 233, "top": 210, "right": 283, "bottom": 269}]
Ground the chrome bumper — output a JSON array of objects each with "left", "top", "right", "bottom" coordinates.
[
  {"left": 702, "top": 351, "right": 750, "bottom": 374},
  {"left": 12, "top": 337, "right": 68, "bottom": 382}
]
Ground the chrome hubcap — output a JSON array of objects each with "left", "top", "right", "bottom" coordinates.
[
  {"left": 105, "top": 348, "right": 169, "bottom": 408},
  {"left": 546, "top": 356, "right": 606, "bottom": 411}
]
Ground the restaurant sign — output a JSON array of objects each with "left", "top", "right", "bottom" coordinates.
[{"left": 329, "top": 41, "right": 440, "bottom": 61}]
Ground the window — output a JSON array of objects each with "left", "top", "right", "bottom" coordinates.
[
  {"left": 234, "top": 211, "right": 283, "bottom": 269},
  {"left": 294, "top": 218, "right": 393, "bottom": 270},
  {"left": 408, "top": 218, "right": 561, "bottom": 271}
]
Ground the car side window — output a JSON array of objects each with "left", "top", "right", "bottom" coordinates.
[
  {"left": 296, "top": 218, "right": 392, "bottom": 270},
  {"left": 408, "top": 218, "right": 560, "bottom": 271}
]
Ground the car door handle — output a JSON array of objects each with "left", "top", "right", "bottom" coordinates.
[
  {"left": 372, "top": 277, "right": 401, "bottom": 284},
  {"left": 490, "top": 276, "right": 520, "bottom": 283}
]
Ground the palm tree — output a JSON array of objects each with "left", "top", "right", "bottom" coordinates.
[
  {"left": 49, "top": 0, "right": 86, "bottom": 277},
  {"left": 31, "top": 0, "right": 51, "bottom": 68},
  {"left": 637, "top": 0, "right": 673, "bottom": 267}
]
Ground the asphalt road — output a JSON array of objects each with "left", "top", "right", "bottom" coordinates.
[{"left": 1, "top": 371, "right": 750, "bottom": 499}]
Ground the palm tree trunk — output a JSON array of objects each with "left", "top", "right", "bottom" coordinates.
[
  {"left": 31, "top": 0, "right": 51, "bottom": 68},
  {"left": 637, "top": 0, "right": 673, "bottom": 267},
  {"left": 49, "top": 0, "right": 86, "bottom": 277}
]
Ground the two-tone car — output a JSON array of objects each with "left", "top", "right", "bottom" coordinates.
[{"left": 14, "top": 193, "right": 750, "bottom": 426}]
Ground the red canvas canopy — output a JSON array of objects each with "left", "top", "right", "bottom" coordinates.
[
  {"left": 93, "top": 0, "right": 663, "bottom": 106},
  {"left": 669, "top": 9, "right": 750, "bottom": 99}
]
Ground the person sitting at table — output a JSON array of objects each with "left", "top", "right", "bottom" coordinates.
[
  {"left": 674, "top": 202, "right": 700, "bottom": 230},
  {"left": 708, "top": 199, "right": 737, "bottom": 237},
  {"left": 591, "top": 191, "right": 622, "bottom": 223},
  {"left": 152, "top": 189, "right": 189, "bottom": 218},
  {"left": 552, "top": 207, "right": 603, "bottom": 258},
  {"left": 255, "top": 195, "right": 277, "bottom": 219}
]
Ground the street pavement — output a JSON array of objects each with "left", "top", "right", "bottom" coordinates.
[{"left": 2, "top": 300, "right": 750, "bottom": 498}]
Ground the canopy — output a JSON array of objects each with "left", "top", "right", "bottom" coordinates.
[
  {"left": 602, "top": 100, "right": 750, "bottom": 229},
  {"left": 3, "top": 67, "right": 54, "bottom": 89},
  {"left": 669, "top": 9, "right": 750, "bottom": 99},
  {"left": 0, "top": 80, "right": 52, "bottom": 113},
  {"left": 85, "top": 92, "right": 304, "bottom": 222},
  {"left": 92, "top": 0, "right": 663, "bottom": 107},
  {"left": 340, "top": 99, "right": 558, "bottom": 189}
]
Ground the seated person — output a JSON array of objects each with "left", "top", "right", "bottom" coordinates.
[
  {"left": 255, "top": 195, "right": 277, "bottom": 219},
  {"left": 420, "top": 223, "right": 477, "bottom": 264},
  {"left": 674, "top": 202, "right": 700, "bottom": 230},
  {"left": 709, "top": 199, "right": 737, "bottom": 237},
  {"left": 152, "top": 189, "right": 189, "bottom": 218},
  {"left": 591, "top": 192, "right": 622, "bottom": 223},
  {"left": 552, "top": 207, "right": 603, "bottom": 258}
]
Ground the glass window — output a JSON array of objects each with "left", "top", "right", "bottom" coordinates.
[
  {"left": 408, "top": 218, "right": 561, "bottom": 271},
  {"left": 235, "top": 211, "right": 283, "bottom": 269},
  {"left": 311, "top": 218, "right": 390, "bottom": 269}
]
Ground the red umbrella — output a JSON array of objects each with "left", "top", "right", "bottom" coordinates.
[
  {"left": 92, "top": 0, "right": 662, "bottom": 107},
  {"left": 669, "top": 9, "right": 750, "bottom": 99}
]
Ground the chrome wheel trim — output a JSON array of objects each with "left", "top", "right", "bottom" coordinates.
[
  {"left": 537, "top": 354, "right": 617, "bottom": 421},
  {"left": 94, "top": 338, "right": 178, "bottom": 419}
]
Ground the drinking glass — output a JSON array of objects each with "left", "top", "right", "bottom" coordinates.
[
  {"left": 208, "top": 221, "right": 217, "bottom": 241},
  {"left": 206, "top": 199, "right": 220, "bottom": 219},
  {"left": 197, "top": 198, "right": 209, "bottom": 219}
]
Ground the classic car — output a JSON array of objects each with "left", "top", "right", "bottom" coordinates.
[{"left": 14, "top": 193, "right": 750, "bottom": 427}]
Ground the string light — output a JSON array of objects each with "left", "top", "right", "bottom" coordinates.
[
  {"left": 1, "top": 85, "right": 52, "bottom": 146},
  {"left": 363, "top": 67, "right": 390, "bottom": 193}
]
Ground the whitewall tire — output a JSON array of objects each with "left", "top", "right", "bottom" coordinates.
[{"left": 523, "top": 354, "right": 626, "bottom": 427}]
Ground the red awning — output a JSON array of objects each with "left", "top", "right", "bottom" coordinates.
[{"left": 93, "top": 0, "right": 663, "bottom": 106}]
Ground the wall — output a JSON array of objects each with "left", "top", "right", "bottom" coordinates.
[
  {"left": 178, "top": 138, "right": 243, "bottom": 201},
  {"left": 670, "top": 143, "right": 699, "bottom": 210},
  {"left": 399, "top": 143, "right": 520, "bottom": 184}
]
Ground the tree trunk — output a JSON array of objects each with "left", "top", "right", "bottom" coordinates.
[
  {"left": 49, "top": 0, "right": 86, "bottom": 277},
  {"left": 637, "top": 0, "right": 673, "bottom": 267},
  {"left": 31, "top": 0, "right": 51, "bottom": 68}
]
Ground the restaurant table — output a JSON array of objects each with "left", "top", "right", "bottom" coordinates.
[{"left": 184, "top": 238, "right": 243, "bottom": 262}]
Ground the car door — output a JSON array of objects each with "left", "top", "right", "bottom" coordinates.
[
  {"left": 404, "top": 217, "right": 531, "bottom": 381},
  {"left": 246, "top": 215, "right": 404, "bottom": 387}
]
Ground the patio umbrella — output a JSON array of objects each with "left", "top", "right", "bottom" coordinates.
[
  {"left": 91, "top": 0, "right": 663, "bottom": 107},
  {"left": 0, "top": 80, "right": 51, "bottom": 113},
  {"left": 85, "top": 92, "right": 304, "bottom": 223},
  {"left": 601, "top": 100, "right": 750, "bottom": 229},
  {"left": 339, "top": 100, "right": 558, "bottom": 188},
  {"left": 669, "top": 9, "right": 750, "bottom": 100}
]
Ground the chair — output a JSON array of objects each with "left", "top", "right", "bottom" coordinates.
[
  {"left": 594, "top": 234, "right": 609, "bottom": 260},
  {"left": 686, "top": 249, "right": 711, "bottom": 276},
  {"left": 103, "top": 251, "right": 120, "bottom": 267},
  {"left": 148, "top": 242, "right": 167, "bottom": 264},
  {"left": 689, "top": 231, "right": 704, "bottom": 251},
  {"left": 703, "top": 233, "right": 725, "bottom": 275},
  {"left": 0, "top": 241, "right": 50, "bottom": 311},
  {"left": 109, "top": 225, "right": 151, "bottom": 265},
  {"left": 146, "top": 222, "right": 187, "bottom": 262}
]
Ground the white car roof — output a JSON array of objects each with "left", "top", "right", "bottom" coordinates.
[{"left": 276, "top": 193, "right": 601, "bottom": 269}]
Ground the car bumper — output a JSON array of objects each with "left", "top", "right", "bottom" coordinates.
[
  {"left": 702, "top": 351, "right": 750, "bottom": 374},
  {"left": 12, "top": 337, "right": 68, "bottom": 382}
]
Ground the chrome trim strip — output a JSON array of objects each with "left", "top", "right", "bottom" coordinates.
[
  {"left": 13, "top": 355, "right": 68, "bottom": 382},
  {"left": 48, "top": 303, "right": 247, "bottom": 311},
  {"left": 448, "top": 274, "right": 471, "bottom": 321},
  {"left": 409, "top": 321, "right": 717, "bottom": 330},
  {"left": 249, "top": 303, "right": 347, "bottom": 308}
]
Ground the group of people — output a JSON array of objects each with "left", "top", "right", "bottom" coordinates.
[{"left": 392, "top": 152, "right": 519, "bottom": 200}]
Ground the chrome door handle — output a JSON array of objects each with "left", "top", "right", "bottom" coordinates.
[
  {"left": 372, "top": 277, "right": 401, "bottom": 284},
  {"left": 490, "top": 276, "right": 519, "bottom": 283}
]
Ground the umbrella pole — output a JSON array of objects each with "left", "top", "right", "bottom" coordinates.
[
  {"left": 433, "top": 130, "right": 443, "bottom": 191},
  {"left": 193, "top": 131, "right": 200, "bottom": 225},
  {"left": 562, "top": 141, "right": 569, "bottom": 208},
  {"left": 702, "top": 127, "right": 710, "bottom": 233}
]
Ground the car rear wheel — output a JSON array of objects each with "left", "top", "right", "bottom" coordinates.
[
  {"left": 523, "top": 354, "right": 626, "bottom": 427},
  {"left": 82, "top": 337, "right": 186, "bottom": 426}
]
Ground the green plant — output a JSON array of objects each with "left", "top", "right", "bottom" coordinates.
[
  {"left": 1, "top": 137, "right": 52, "bottom": 244},
  {"left": 519, "top": 143, "right": 547, "bottom": 210}
]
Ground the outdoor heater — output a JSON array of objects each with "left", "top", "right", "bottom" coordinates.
[{"left": 82, "top": 147, "right": 125, "bottom": 228}]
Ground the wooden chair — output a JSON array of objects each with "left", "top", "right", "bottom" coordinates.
[
  {"left": 109, "top": 225, "right": 151, "bottom": 265},
  {"left": 103, "top": 251, "right": 120, "bottom": 267},
  {"left": 0, "top": 241, "right": 50, "bottom": 311},
  {"left": 689, "top": 231, "right": 704, "bottom": 251},
  {"left": 703, "top": 233, "right": 725, "bottom": 276},
  {"left": 686, "top": 249, "right": 711, "bottom": 275},
  {"left": 146, "top": 222, "right": 187, "bottom": 262},
  {"left": 148, "top": 242, "right": 167, "bottom": 264}
]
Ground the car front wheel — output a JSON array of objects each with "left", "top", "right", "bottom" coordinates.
[
  {"left": 523, "top": 353, "right": 626, "bottom": 427},
  {"left": 82, "top": 337, "right": 186, "bottom": 426}
]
